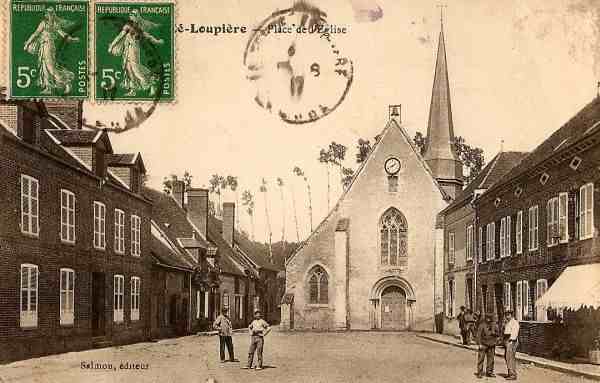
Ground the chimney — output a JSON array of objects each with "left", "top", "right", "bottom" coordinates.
[
  {"left": 18, "top": 102, "right": 42, "bottom": 145},
  {"left": 389, "top": 104, "right": 401, "bottom": 124},
  {"left": 187, "top": 188, "right": 209, "bottom": 238},
  {"left": 172, "top": 180, "right": 185, "bottom": 208},
  {"left": 223, "top": 202, "right": 235, "bottom": 246}
]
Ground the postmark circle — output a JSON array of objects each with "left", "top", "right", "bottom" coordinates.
[{"left": 244, "top": 3, "right": 353, "bottom": 125}]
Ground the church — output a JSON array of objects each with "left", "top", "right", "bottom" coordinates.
[{"left": 282, "top": 22, "right": 463, "bottom": 331}]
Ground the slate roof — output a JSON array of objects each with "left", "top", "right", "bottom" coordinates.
[
  {"left": 440, "top": 151, "right": 528, "bottom": 215},
  {"left": 487, "top": 97, "right": 600, "bottom": 194}
]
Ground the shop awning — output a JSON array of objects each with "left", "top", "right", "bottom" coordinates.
[{"left": 536, "top": 264, "right": 600, "bottom": 309}]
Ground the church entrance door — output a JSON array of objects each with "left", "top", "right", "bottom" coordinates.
[{"left": 381, "top": 286, "right": 406, "bottom": 330}]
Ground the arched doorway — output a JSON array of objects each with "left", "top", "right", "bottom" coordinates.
[{"left": 381, "top": 286, "right": 407, "bottom": 330}]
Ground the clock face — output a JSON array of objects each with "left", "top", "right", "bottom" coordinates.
[
  {"left": 243, "top": 5, "right": 354, "bottom": 124},
  {"left": 384, "top": 157, "right": 401, "bottom": 175}
]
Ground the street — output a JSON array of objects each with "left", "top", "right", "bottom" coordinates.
[{"left": 0, "top": 330, "right": 594, "bottom": 383}]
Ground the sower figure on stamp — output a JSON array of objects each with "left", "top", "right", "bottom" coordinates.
[
  {"left": 108, "top": 9, "right": 164, "bottom": 97},
  {"left": 23, "top": 7, "right": 79, "bottom": 95},
  {"left": 243, "top": 310, "right": 271, "bottom": 370},
  {"left": 475, "top": 313, "right": 499, "bottom": 379},
  {"left": 213, "top": 308, "right": 237, "bottom": 363},
  {"left": 503, "top": 310, "right": 520, "bottom": 380}
]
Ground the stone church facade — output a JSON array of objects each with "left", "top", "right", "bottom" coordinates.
[{"left": 283, "top": 24, "right": 463, "bottom": 331}]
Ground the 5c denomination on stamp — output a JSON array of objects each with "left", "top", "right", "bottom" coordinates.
[
  {"left": 244, "top": 2, "right": 353, "bottom": 125},
  {"left": 9, "top": 0, "right": 89, "bottom": 99},
  {"left": 94, "top": 2, "right": 174, "bottom": 102}
]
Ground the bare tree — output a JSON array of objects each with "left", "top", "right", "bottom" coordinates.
[
  {"left": 162, "top": 171, "right": 193, "bottom": 194},
  {"left": 318, "top": 148, "right": 332, "bottom": 211},
  {"left": 226, "top": 175, "right": 240, "bottom": 228},
  {"left": 241, "top": 190, "right": 255, "bottom": 240},
  {"left": 276, "top": 178, "right": 286, "bottom": 244},
  {"left": 260, "top": 178, "right": 273, "bottom": 261},
  {"left": 293, "top": 166, "right": 313, "bottom": 233}
]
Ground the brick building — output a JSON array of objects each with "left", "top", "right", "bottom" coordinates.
[
  {"left": 0, "top": 100, "right": 152, "bottom": 362},
  {"left": 283, "top": 23, "right": 461, "bottom": 331},
  {"left": 438, "top": 151, "right": 527, "bottom": 336},
  {"left": 476, "top": 97, "right": 600, "bottom": 356}
]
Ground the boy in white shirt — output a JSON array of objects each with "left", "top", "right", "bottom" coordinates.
[{"left": 243, "top": 310, "right": 271, "bottom": 370}]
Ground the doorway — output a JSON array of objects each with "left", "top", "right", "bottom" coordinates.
[
  {"left": 381, "top": 286, "right": 407, "bottom": 330},
  {"left": 91, "top": 272, "right": 105, "bottom": 336}
]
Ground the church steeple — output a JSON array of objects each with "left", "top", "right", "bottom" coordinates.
[{"left": 423, "top": 14, "right": 463, "bottom": 200}]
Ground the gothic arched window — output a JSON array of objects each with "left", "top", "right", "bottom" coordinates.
[
  {"left": 308, "top": 266, "right": 328, "bottom": 304},
  {"left": 380, "top": 208, "right": 408, "bottom": 266}
]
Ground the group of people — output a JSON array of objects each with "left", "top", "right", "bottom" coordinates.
[
  {"left": 458, "top": 306, "right": 520, "bottom": 380},
  {"left": 212, "top": 308, "right": 271, "bottom": 370}
]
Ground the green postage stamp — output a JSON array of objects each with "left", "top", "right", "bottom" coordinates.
[
  {"left": 9, "top": 1, "right": 89, "bottom": 99},
  {"left": 95, "top": 2, "right": 174, "bottom": 102}
]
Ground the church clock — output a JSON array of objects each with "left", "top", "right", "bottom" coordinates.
[{"left": 384, "top": 157, "right": 401, "bottom": 175}]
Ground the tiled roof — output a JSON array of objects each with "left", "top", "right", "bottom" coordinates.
[
  {"left": 107, "top": 153, "right": 136, "bottom": 165},
  {"left": 150, "top": 224, "right": 195, "bottom": 270},
  {"left": 209, "top": 215, "right": 282, "bottom": 272},
  {"left": 487, "top": 97, "right": 600, "bottom": 194},
  {"left": 143, "top": 187, "right": 246, "bottom": 277},
  {"left": 47, "top": 129, "right": 99, "bottom": 145},
  {"left": 440, "top": 151, "right": 528, "bottom": 214}
]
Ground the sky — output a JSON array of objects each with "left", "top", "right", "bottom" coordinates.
[{"left": 83, "top": 0, "right": 600, "bottom": 243}]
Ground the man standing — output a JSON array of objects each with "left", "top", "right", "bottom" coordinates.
[
  {"left": 213, "top": 308, "right": 236, "bottom": 363},
  {"left": 503, "top": 310, "right": 520, "bottom": 380},
  {"left": 243, "top": 310, "right": 271, "bottom": 370},
  {"left": 457, "top": 306, "right": 468, "bottom": 345},
  {"left": 476, "top": 313, "right": 498, "bottom": 378}
]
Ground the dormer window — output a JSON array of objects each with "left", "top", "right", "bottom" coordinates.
[
  {"left": 514, "top": 186, "right": 523, "bottom": 198},
  {"left": 569, "top": 156, "right": 582, "bottom": 170}
]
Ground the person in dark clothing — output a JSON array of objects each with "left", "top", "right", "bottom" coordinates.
[
  {"left": 476, "top": 313, "right": 499, "bottom": 378},
  {"left": 457, "top": 306, "right": 468, "bottom": 345}
]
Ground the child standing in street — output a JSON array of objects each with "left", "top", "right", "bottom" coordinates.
[{"left": 243, "top": 310, "right": 271, "bottom": 370}]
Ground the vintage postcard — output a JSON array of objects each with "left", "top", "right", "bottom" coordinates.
[{"left": 1, "top": 0, "right": 600, "bottom": 382}]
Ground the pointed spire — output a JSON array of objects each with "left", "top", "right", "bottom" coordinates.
[
  {"left": 423, "top": 11, "right": 463, "bottom": 200},
  {"left": 424, "top": 12, "right": 457, "bottom": 162}
]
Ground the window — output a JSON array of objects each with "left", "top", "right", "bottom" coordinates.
[
  {"left": 446, "top": 279, "right": 455, "bottom": 317},
  {"left": 503, "top": 282, "right": 512, "bottom": 312},
  {"left": 528, "top": 206, "right": 539, "bottom": 251},
  {"left": 466, "top": 225, "right": 474, "bottom": 261},
  {"left": 559, "top": 193, "right": 568, "bottom": 243},
  {"left": 516, "top": 211, "right": 523, "bottom": 254},
  {"left": 60, "top": 268, "right": 75, "bottom": 325},
  {"left": 500, "top": 216, "right": 511, "bottom": 257},
  {"left": 448, "top": 232, "right": 455, "bottom": 265},
  {"left": 380, "top": 208, "right": 407, "bottom": 266},
  {"left": 113, "top": 275, "right": 124, "bottom": 322},
  {"left": 478, "top": 227, "right": 483, "bottom": 263},
  {"left": 131, "top": 276, "right": 140, "bottom": 321},
  {"left": 536, "top": 279, "right": 548, "bottom": 322},
  {"left": 60, "top": 189, "right": 76, "bottom": 243},
  {"left": 238, "top": 295, "right": 244, "bottom": 320},
  {"left": 114, "top": 209, "right": 125, "bottom": 254},
  {"left": 93, "top": 202, "right": 106, "bottom": 250},
  {"left": 547, "top": 197, "right": 559, "bottom": 246},
  {"left": 516, "top": 280, "right": 530, "bottom": 321},
  {"left": 21, "top": 175, "right": 39, "bottom": 236},
  {"left": 20, "top": 264, "right": 38, "bottom": 327},
  {"left": 580, "top": 183, "right": 594, "bottom": 239},
  {"left": 131, "top": 215, "right": 141, "bottom": 257},
  {"left": 486, "top": 222, "right": 495, "bottom": 260},
  {"left": 204, "top": 291, "right": 209, "bottom": 318},
  {"left": 308, "top": 266, "right": 329, "bottom": 304}
]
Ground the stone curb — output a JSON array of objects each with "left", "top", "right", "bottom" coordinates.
[{"left": 417, "top": 334, "right": 600, "bottom": 381}]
